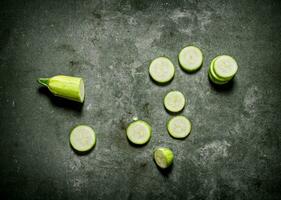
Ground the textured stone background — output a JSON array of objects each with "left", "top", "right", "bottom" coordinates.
[{"left": 0, "top": 0, "right": 281, "bottom": 199}]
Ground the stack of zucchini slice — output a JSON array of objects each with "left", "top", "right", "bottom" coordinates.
[{"left": 208, "top": 55, "right": 238, "bottom": 85}]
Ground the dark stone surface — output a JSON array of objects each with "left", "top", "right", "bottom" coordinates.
[{"left": 0, "top": 0, "right": 281, "bottom": 199}]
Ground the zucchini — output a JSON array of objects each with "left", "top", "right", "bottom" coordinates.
[
  {"left": 209, "top": 57, "right": 228, "bottom": 82},
  {"left": 178, "top": 46, "right": 203, "bottom": 72},
  {"left": 126, "top": 120, "right": 152, "bottom": 145},
  {"left": 208, "top": 69, "right": 228, "bottom": 85},
  {"left": 153, "top": 147, "right": 174, "bottom": 169},
  {"left": 70, "top": 125, "right": 96, "bottom": 152},
  {"left": 164, "top": 91, "right": 185, "bottom": 113},
  {"left": 149, "top": 57, "right": 175, "bottom": 83},
  {"left": 213, "top": 55, "right": 238, "bottom": 80},
  {"left": 167, "top": 116, "right": 191, "bottom": 139},
  {"left": 38, "top": 75, "right": 85, "bottom": 103},
  {"left": 208, "top": 58, "right": 229, "bottom": 84}
]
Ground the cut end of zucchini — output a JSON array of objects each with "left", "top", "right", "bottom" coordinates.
[
  {"left": 154, "top": 147, "right": 174, "bottom": 169},
  {"left": 164, "top": 91, "right": 185, "bottom": 113},
  {"left": 179, "top": 46, "right": 203, "bottom": 72},
  {"left": 213, "top": 55, "right": 238, "bottom": 79},
  {"left": 149, "top": 57, "right": 175, "bottom": 83},
  {"left": 167, "top": 116, "right": 191, "bottom": 139},
  {"left": 45, "top": 75, "right": 85, "bottom": 103},
  {"left": 126, "top": 120, "right": 151, "bottom": 145},
  {"left": 79, "top": 79, "right": 85, "bottom": 103},
  {"left": 70, "top": 125, "right": 96, "bottom": 152}
]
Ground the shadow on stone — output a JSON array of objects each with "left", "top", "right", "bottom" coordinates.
[
  {"left": 149, "top": 75, "right": 174, "bottom": 87},
  {"left": 0, "top": 29, "right": 11, "bottom": 52},
  {"left": 164, "top": 106, "right": 185, "bottom": 116},
  {"left": 208, "top": 76, "right": 236, "bottom": 93},
  {"left": 178, "top": 60, "right": 202, "bottom": 75},
  {"left": 70, "top": 143, "right": 94, "bottom": 156},
  {"left": 126, "top": 136, "right": 150, "bottom": 148},
  {"left": 38, "top": 87, "right": 83, "bottom": 113},
  {"left": 156, "top": 163, "right": 173, "bottom": 177}
]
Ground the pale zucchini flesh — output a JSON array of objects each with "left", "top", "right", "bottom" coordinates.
[
  {"left": 167, "top": 116, "right": 191, "bottom": 139},
  {"left": 154, "top": 147, "right": 174, "bottom": 169},
  {"left": 213, "top": 55, "right": 238, "bottom": 80},
  {"left": 70, "top": 125, "right": 96, "bottom": 152},
  {"left": 178, "top": 46, "right": 203, "bottom": 72},
  {"left": 126, "top": 120, "right": 152, "bottom": 145},
  {"left": 164, "top": 91, "right": 185, "bottom": 113},
  {"left": 149, "top": 57, "right": 175, "bottom": 83}
]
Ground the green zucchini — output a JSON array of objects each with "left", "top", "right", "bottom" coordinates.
[
  {"left": 38, "top": 75, "right": 85, "bottom": 103},
  {"left": 213, "top": 55, "right": 238, "bottom": 80},
  {"left": 178, "top": 46, "right": 203, "bottom": 72},
  {"left": 164, "top": 91, "right": 186, "bottom": 113},
  {"left": 70, "top": 125, "right": 96, "bottom": 152},
  {"left": 208, "top": 69, "right": 228, "bottom": 85},
  {"left": 149, "top": 57, "right": 175, "bottom": 83},
  {"left": 208, "top": 58, "right": 229, "bottom": 84},
  {"left": 209, "top": 57, "right": 228, "bottom": 81},
  {"left": 167, "top": 116, "right": 191, "bottom": 139},
  {"left": 154, "top": 147, "right": 174, "bottom": 169},
  {"left": 126, "top": 120, "right": 152, "bottom": 145}
]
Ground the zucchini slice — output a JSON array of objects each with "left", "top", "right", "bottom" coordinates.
[
  {"left": 70, "top": 125, "right": 96, "bottom": 152},
  {"left": 167, "top": 116, "right": 191, "bottom": 139},
  {"left": 164, "top": 91, "right": 186, "bottom": 113},
  {"left": 126, "top": 120, "right": 152, "bottom": 145},
  {"left": 178, "top": 46, "right": 203, "bottom": 72},
  {"left": 213, "top": 55, "right": 238, "bottom": 80},
  {"left": 154, "top": 147, "right": 174, "bottom": 169},
  {"left": 208, "top": 57, "right": 229, "bottom": 84},
  {"left": 149, "top": 57, "right": 175, "bottom": 83},
  {"left": 208, "top": 69, "right": 228, "bottom": 85}
]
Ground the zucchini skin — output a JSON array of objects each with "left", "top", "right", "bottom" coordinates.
[
  {"left": 208, "top": 57, "right": 230, "bottom": 85},
  {"left": 153, "top": 147, "right": 174, "bottom": 169},
  {"left": 210, "top": 57, "right": 228, "bottom": 82},
  {"left": 38, "top": 75, "right": 85, "bottom": 103}
]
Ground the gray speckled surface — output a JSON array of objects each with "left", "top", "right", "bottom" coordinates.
[{"left": 0, "top": 0, "right": 281, "bottom": 199}]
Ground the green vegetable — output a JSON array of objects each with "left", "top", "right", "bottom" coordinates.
[
  {"left": 154, "top": 147, "right": 174, "bottom": 169},
  {"left": 126, "top": 120, "right": 152, "bottom": 145},
  {"left": 208, "top": 70, "right": 228, "bottom": 85},
  {"left": 213, "top": 55, "right": 238, "bottom": 80},
  {"left": 38, "top": 75, "right": 85, "bottom": 103},
  {"left": 70, "top": 125, "right": 96, "bottom": 152},
  {"left": 178, "top": 46, "right": 203, "bottom": 72},
  {"left": 167, "top": 116, "right": 192, "bottom": 139},
  {"left": 208, "top": 55, "right": 238, "bottom": 85},
  {"left": 149, "top": 57, "right": 175, "bottom": 83},
  {"left": 208, "top": 58, "right": 229, "bottom": 85},
  {"left": 164, "top": 91, "right": 185, "bottom": 113}
]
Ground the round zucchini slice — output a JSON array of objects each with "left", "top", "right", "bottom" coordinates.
[
  {"left": 126, "top": 120, "right": 152, "bottom": 145},
  {"left": 149, "top": 57, "right": 175, "bottom": 83},
  {"left": 70, "top": 125, "right": 96, "bottom": 152}
]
